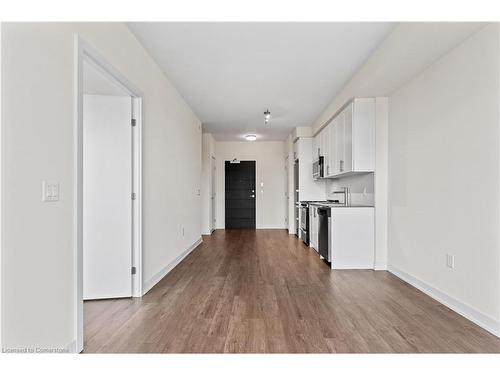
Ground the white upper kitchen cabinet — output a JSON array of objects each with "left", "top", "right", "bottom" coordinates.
[
  {"left": 343, "top": 102, "right": 353, "bottom": 173},
  {"left": 323, "top": 98, "right": 375, "bottom": 178},
  {"left": 345, "top": 98, "right": 375, "bottom": 174},
  {"left": 293, "top": 138, "right": 299, "bottom": 160},
  {"left": 295, "top": 137, "right": 326, "bottom": 201},
  {"left": 312, "top": 132, "right": 320, "bottom": 160},
  {"left": 320, "top": 124, "right": 332, "bottom": 177}
]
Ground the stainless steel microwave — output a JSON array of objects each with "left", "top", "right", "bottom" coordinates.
[{"left": 312, "top": 156, "right": 324, "bottom": 180}]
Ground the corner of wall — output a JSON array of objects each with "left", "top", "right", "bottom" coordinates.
[{"left": 375, "top": 97, "right": 389, "bottom": 269}]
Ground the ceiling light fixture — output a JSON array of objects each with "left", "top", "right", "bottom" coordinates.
[
  {"left": 245, "top": 134, "right": 257, "bottom": 141},
  {"left": 264, "top": 109, "right": 271, "bottom": 124}
]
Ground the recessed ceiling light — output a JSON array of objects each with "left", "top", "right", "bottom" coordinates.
[
  {"left": 245, "top": 134, "right": 257, "bottom": 141},
  {"left": 264, "top": 109, "right": 271, "bottom": 124}
]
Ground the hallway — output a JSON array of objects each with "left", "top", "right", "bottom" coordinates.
[{"left": 84, "top": 230, "right": 500, "bottom": 353}]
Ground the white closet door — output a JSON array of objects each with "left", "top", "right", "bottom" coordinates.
[{"left": 83, "top": 95, "right": 132, "bottom": 300}]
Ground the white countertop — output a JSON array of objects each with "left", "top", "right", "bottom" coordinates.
[{"left": 308, "top": 202, "right": 374, "bottom": 208}]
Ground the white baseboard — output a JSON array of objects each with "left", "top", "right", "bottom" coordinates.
[
  {"left": 142, "top": 237, "right": 203, "bottom": 295},
  {"left": 374, "top": 261, "right": 387, "bottom": 270},
  {"left": 215, "top": 226, "right": 287, "bottom": 230},
  {"left": 388, "top": 265, "right": 500, "bottom": 338},
  {"left": 65, "top": 340, "right": 77, "bottom": 353}
]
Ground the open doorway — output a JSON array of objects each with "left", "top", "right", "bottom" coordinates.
[
  {"left": 74, "top": 37, "right": 143, "bottom": 353},
  {"left": 83, "top": 62, "right": 133, "bottom": 300}
]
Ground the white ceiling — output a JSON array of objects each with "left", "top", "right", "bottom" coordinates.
[{"left": 127, "top": 22, "right": 394, "bottom": 141}]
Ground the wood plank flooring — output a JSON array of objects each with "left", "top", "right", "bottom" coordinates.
[{"left": 84, "top": 229, "right": 500, "bottom": 353}]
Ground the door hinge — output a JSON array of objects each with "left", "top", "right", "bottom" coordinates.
[
  {"left": 131, "top": 118, "right": 137, "bottom": 127},
  {"left": 132, "top": 193, "right": 137, "bottom": 200},
  {"left": 131, "top": 266, "right": 137, "bottom": 275}
]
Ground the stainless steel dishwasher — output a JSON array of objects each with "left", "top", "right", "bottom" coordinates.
[{"left": 317, "top": 206, "right": 331, "bottom": 264}]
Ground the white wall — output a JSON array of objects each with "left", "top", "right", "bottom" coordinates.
[
  {"left": 0, "top": 23, "right": 3, "bottom": 349},
  {"left": 310, "top": 23, "right": 485, "bottom": 135},
  {"left": 215, "top": 141, "right": 286, "bottom": 229},
  {"left": 374, "top": 97, "right": 389, "bottom": 270},
  {"left": 1, "top": 23, "right": 202, "bottom": 350},
  {"left": 285, "top": 134, "right": 296, "bottom": 234},
  {"left": 325, "top": 174, "right": 374, "bottom": 206},
  {"left": 388, "top": 24, "right": 500, "bottom": 331},
  {"left": 201, "top": 133, "right": 215, "bottom": 235}
]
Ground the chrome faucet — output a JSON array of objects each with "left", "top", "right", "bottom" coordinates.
[{"left": 332, "top": 187, "right": 349, "bottom": 206}]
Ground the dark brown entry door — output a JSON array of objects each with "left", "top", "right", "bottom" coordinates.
[{"left": 225, "top": 161, "right": 256, "bottom": 229}]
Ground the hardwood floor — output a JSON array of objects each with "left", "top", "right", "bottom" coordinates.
[{"left": 84, "top": 229, "right": 500, "bottom": 353}]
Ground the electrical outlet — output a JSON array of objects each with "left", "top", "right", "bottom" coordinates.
[
  {"left": 446, "top": 254, "right": 455, "bottom": 269},
  {"left": 42, "top": 181, "right": 59, "bottom": 202}
]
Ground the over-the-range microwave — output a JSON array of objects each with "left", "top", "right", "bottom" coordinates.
[{"left": 312, "top": 156, "right": 324, "bottom": 180}]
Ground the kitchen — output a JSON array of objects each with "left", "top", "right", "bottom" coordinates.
[{"left": 290, "top": 98, "right": 378, "bottom": 270}]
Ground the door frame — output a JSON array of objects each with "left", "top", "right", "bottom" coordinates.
[{"left": 73, "top": 35, "right": 143, "bottom": 353}]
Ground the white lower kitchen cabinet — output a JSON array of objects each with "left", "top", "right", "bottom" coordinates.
[
  {"left": 329, "top": 207, "right": 374, "bottom": 269},
  {"left": 309, "top": 205, "right": 319, "bottom": 251}
]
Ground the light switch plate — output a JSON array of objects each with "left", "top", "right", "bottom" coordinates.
[
  {"left": 42, "top": 181, "right": 59, "bottom": 202},
  {"left": 446, "top": 254, "right": 455, "bottom": 269}
]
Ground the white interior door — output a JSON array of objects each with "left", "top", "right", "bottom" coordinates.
[
  {"left": 211, "top": 156, "right": 216, "bottom": 232},
  {"left": 83, "top": 94, "right": 132, "bottom": 300}
]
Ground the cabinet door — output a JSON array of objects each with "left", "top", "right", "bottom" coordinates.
[
  {"left": 309, "top": 207, "right": 315, "bottom": 248},
  {"left": 310, "top": 206, "right": 318, "bottom": 250},
  {"left": 329, "top": 116, "right": 339, "bottom": 176},
  {"left": 335, "top": 111, "right": 345, "bottom": 175},
  {"left": 343, "top": 103, "right": 353, "bottom": 173},
  {"left": 312, "top": 134, "right": 320, "bottom": 159},
  {"left": 317, "top": 129, "right": 322, "bottom": 157},
  {"left": 322, "top": 125, "right": 331, "bottom": 176}
]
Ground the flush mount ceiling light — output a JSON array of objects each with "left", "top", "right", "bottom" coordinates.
[
  {"left": 264, "top": 109, "right": 271, "bottom": 124},
  {"left": 245, "top": 134, "right": 257, "bottom": 141}
]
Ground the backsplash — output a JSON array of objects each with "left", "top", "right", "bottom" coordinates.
[{"left": 325, "top": 173, "right": 374, "bottom": 206}]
